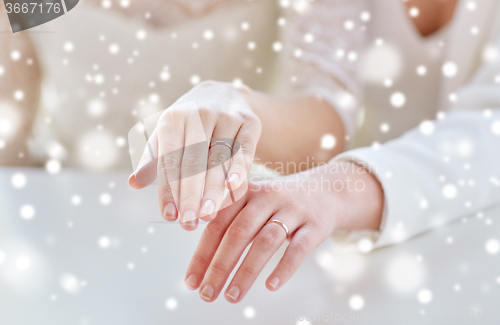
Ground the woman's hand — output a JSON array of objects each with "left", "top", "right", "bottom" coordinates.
[
  {"left": 183, "top": 162, "right": 384, "bottom": 303},
  {"left": 128, "top": 80, "right": 262, "bottom": 230}
]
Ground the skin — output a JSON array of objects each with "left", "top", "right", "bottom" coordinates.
[
  {"left": 0, "top": 0, "right": 458, "bottom": 303},
  {"left": 185, "top": 162, "right": 384, "bottom": 303},
  {"left": 128, "top": 81, "right": 346, "bottom": 231},
  {"left": 129, "top": 0, "right": 460, "bottom": 232},
  {"left": 154, "top": 0, "right": 460, "bottom": 303},
  {"left": 405, "top": 0, "right": 459, "bottom": 37}
]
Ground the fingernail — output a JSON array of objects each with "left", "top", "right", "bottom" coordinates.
[
  {"left": 269, "top": 277, "right": 280, "bottom": 290},
  {"left": 183, "top": 219, "right": 197, "bottom": 227},
  {"left": 200, "top": 284, "right": 214, "bottom": 301},
  {"left": 200, "top": 200, "right": 215, "bottom": 216},
  {"left": 183, "top": 210, "right": 197, "bottom": 223},
  {"left": 163, "top": 203, "right": 177, "bottom": 219},
  {"left": 227, "top": 174, "right": 239, "bottom": 185},
  {"left": 185, "top": 274, "right": 198, "bottom": 290},
  {"left": 226, "top": 286, "right": 240, "bottom": 301}
]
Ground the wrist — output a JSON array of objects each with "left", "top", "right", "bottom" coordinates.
[{"left": 316, "top": 161, "right": 384, "bottom": 232}]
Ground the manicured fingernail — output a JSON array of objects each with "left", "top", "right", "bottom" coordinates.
[
  {"left": 163, "top": 203, "right": 177, "bottom": 220},
  {"left": 200, "top": 284, "right": 214, "bottom": 301},
  {"left": 200, "top": 200, "right": 215, "bottom": 216},
  {"left": 226, "top": 286, "right": 240, "bottom": 301},
  {"left": 269, "top": 277, "right": 280, "bottom": 290},
  {"left": 183, "top": 219, "right": 197, "bottom": 227},
  {"left": 227, "top": 174, "right": 239, "bottom": 185},
  {"left": 183, "top": 210, "right": 197, "bottom": 223},
  {"left": 185, "top": 274, "right": 198, "bottom": 290}
]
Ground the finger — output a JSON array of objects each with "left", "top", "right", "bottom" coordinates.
[
  {"left": 157, "top": 169, "right": 178, "bottom": 221},
  {"left": 178, "top": 110, "right": 213, "bottom": 229},
  {"left": 224, "top": 212, "right": 300, "bottom": 303},
  {"left": 157, "top": 110, "right": 185, "bottom": 225},
  {"left": 128, "top": 130, "right": 158, "bottom": 189},
  {"left": 199, "top": 141, "right": 232, "bottom": 221},
  {"left": 200, "top": 117, "right": 242, "bottom": 219},
  {"left": 265, "top": 225, "right": 320, "bottom": 291},
  {"left": 184, "top": 189, "right": 250, "bottom": 291},
  {"left": 197, "top": 199, "right": 277, "bottom": 302},
  {"left": 226, "top": 122, "right": 260, "bottom": 190}
]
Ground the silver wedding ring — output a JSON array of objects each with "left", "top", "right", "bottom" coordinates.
[
  {"left": 209, "top": 140, "right": 232, "bottom": 151},
  {"left": 265, "top": 219, "right": 290, "bottom": 239}
]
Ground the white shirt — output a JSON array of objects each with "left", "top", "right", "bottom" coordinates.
[
  {"left": 276, "top": 0, "right": 500, "bottom": 248},
  {"left": 29, "top": 0, "right": 500, "bottom": 249}
]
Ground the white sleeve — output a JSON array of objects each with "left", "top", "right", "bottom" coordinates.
[
  {"left": 277, "top": 0, "right": 368, "bottom": 144},
  {"left": 331, "top": 36, "right": 500, "bottom": 249}
]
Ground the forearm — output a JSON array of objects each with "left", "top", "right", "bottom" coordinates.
[{"left": 251, "top": 90, "right": 347, "bottom": 173}]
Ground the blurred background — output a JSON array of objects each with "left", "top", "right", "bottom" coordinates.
[
  {"left": 0, "top": 0, "right": 279, "bottom": 169},
  {"left": 1, "top": 1, "right": 500, "bottom": 324}
]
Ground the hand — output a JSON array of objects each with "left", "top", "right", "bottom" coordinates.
[
  {"left": 128, "top": 80, "right": 262, "bottom": 230},
  {"left": 183, "top": 162, "right": 384, "bottom": 303}
]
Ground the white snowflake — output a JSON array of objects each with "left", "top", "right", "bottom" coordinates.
[
  {"left": 442, "top": 61, "right": 458, "bottom": 77},
  {"left": 98, "top": 236, "right": 111, "bottom": 249},
  {"left": 11, "top": 173, "right": 27, "bottom": 188},
  {"left": 243, "top": 306, "right": 256, "bottom": 319},
  {"left": 417, "top": 288, "right": 433, "bottom": 304},
  {"left": 390, "top": 92, "right": 406, "bottom": 108},
  {"left": 485, "top": 239, "right": 500, "bottom": 255},
  {"left": 349, "top": 295, "right": 365, "bottom": 310},
  {"left": 20, "top": 204, "right": 36, "bottom": 220}
]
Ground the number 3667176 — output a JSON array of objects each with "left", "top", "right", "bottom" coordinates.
[{"left": 5, "top": 2, "right": 62, "bottom": 14}]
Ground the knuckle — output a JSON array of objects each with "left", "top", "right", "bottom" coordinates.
[
  {"left": 280, "top": 258, "right": 296, "bottom": 275},
  {"left": 247, "top": 182, "right": 262, "bottom": 193},
  {"left": 161, "top": 153, "right": 181, "bottom": 172},
  {"left": 191, "top": 254, "right": 210, "bottom": 266},
  {"left": 258, "top": 230, "right": 280, "bottom": 248},
  {"left": 220, "top": 111, "right": 243, "bottom": 122},
  {"left": 239, "top": 265, "right": 256, "bottom": 278},
  {"left": 209, "top": 152, "right": 229, "bottom": 167},
  {"left": 159, "top": 184, "right": 173, "bottom": 196},
  {"left": 204, "top": 220, "right": 225, "bottom": 237},
  {"left": 238, "top": 83, "right": 251, "bottom": 93},
  {"left": 160, "top": 108, "right": 182, "bottom": 122},
  {"left": 182, "top": 153, "right": 206, "bottom": 169},
  {"left": 291, "top": 239, "right": 310, "bottom": 256},
  {"left": 239, "top": 142, "right": 256, "bottom": 157},
  {"left": 210, "top": 260, "right": 229, "bottom": 275},
  {"left": 231, "top": 158, "right": 247, "bottom": 171},
  {"left": 227, "top": 223, "right": 250, "bottom": 241},
  {"left": 197, "top": 106, "right": 214, "bottom": 118},
  {"left": 198, "top": 79, "right": 218, "bottom": 88}
]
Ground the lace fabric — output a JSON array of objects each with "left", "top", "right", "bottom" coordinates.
[
  {"left": 277, "top": 0, "right": 368, "bottom": 140},
  {"left": 85, "top": 0, "right": 242, "bottom": 28},
  {"left": 2, "top": 0, "right": 368, "bottom": 166}
]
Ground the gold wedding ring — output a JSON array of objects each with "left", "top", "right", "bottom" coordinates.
[{"left": 265, "top": 219, "right": 290, "bottom": 239}]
